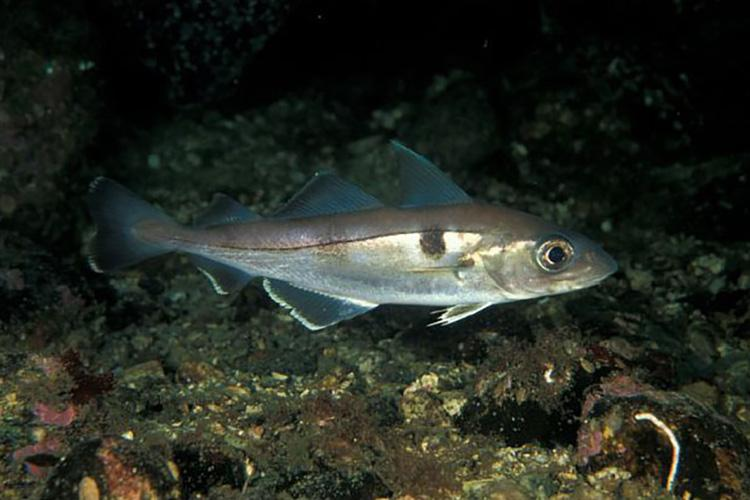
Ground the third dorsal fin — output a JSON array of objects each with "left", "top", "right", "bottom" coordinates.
[
  {"left": 194, "top": 193, "right": 259, "bottom": 228},
  {"left": 391, "top": 141, "right": 472, "bottom": 207}
]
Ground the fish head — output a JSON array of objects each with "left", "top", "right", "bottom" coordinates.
[{"left": 479, "top": 217, "right": 617, "bottom": 300}]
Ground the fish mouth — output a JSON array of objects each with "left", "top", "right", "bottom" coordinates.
[{"left": 559, "top": 253, "right": 618, "bottom": 291}]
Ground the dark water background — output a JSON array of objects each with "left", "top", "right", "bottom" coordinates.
[{"left": 1, "top": 1, "right": 749, "bottom": 498}]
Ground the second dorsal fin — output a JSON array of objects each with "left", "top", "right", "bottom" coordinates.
[
  {"left": 391, "top": 141, "right": 472, "bottom": 207},
  {"left": 274, "top": 172, "right": 383, "bottom": 219}
]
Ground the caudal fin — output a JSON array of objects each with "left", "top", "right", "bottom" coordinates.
[{"left": 86, "top": 177, "right": 176, "bottom": 272}]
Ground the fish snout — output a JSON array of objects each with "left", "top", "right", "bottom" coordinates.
[{"left": 581, "top": 246, "right": 618, "bottom": 284}]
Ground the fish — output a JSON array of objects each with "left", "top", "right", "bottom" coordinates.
[{"left": 86, "top": 141, "right": 617, "bottom": 330}]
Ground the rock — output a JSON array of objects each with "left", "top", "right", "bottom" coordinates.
[
  {"left": 577, "top": 375, "right": 750, "bottom": 497},
  {"left": 41, "top": 436, "right": 180, "bottom": 499}
]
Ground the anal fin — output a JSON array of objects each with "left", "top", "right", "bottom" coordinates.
[
  {"left": 263, "top": 278, "right": 378, "bottom": 330},
  {"left": 429, "top": 303, "right": 493, "bottom": 327},
  {"left": 191, "top": 255, "right": 255, "bottom": 295}
]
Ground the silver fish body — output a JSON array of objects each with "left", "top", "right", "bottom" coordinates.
[{"left": 87, "top": 142, "right": 617, "bottom": 329}]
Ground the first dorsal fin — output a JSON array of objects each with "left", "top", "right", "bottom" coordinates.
[
  {"left": 391, "top": 141, "right": 472, "bottom": 207},
  {"left": 194, "top": 193, "right": 259, "bottom": 227},
  {"left": 273, "top": 172, "right": 383, "bottom": 219}
]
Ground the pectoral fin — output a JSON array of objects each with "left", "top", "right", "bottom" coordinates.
[
  {"left": 407, "top": 266, "right": 461, "bottom": 274},
  {"left": 263, "top": 278, "right": 378, "bottom": 330},
  {"left": 429, "top": 303, "right": 493, "bottom": 327}
]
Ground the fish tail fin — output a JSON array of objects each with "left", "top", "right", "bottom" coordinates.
[{"left": 86, "top": 177, "right": 177, "bottom": 273}]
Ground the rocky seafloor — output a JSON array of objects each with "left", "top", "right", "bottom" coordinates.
[{"left": 1, "top": 1, "right": 749, "bottom": 499}]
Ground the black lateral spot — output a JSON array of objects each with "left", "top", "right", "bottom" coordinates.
[{"left": 419, "top": 229, "right": 446, "bottom": 259}]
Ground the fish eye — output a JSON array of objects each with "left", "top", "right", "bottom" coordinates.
[{"left": 535, "top": 236, "right": 574, "bottom": 272}]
